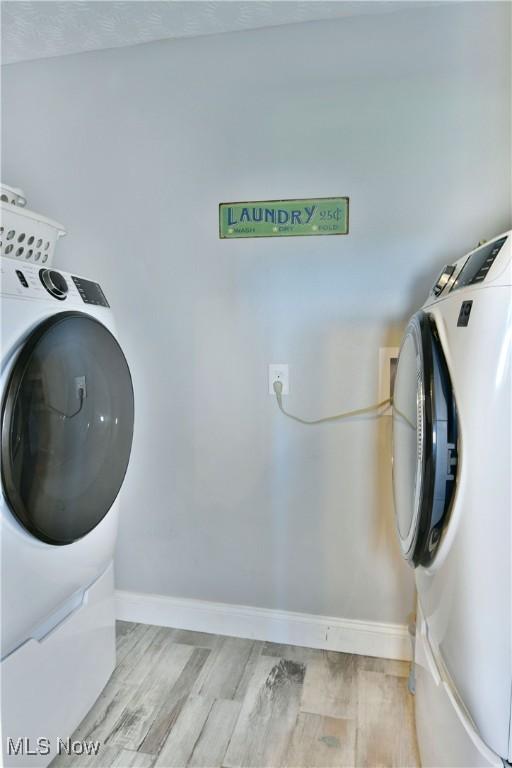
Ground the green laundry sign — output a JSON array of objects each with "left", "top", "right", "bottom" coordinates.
[{"left": 219, "top": 197, "right": 349, "bottom": 238}]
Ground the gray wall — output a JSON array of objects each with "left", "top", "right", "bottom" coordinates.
[{"left": 2, "top": 3, "right": 510, "bottom": 624}]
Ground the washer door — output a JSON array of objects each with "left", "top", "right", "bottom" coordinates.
[
  {"left": 1, "top": 311, "right": 134, "bottom": 545},
  {"left": 392, "top": 311, "right": 458, "bottom": 567}
]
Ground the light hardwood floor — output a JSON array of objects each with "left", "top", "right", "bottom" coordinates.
[{"left": 51, "top": 622, "right": 420, "bottom": 768}]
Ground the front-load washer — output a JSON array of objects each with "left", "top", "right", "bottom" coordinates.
[
  {"left": 392, "top": 231, "right": 511, "bottom": 767},
  {"left": 0, "top": 257, "right": 134, "bottom": 767}
]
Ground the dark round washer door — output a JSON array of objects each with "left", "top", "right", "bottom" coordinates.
[
  {"left": 392, "top": 311, "right": 458, "bottom": 567},
  {"left": 1, "top": 311, "right": 134, "bottom": 545}
]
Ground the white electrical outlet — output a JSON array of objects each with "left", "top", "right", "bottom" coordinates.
[
  {"left": 379, "top": 347, "right": 399, "bottom": 415},
  {"left": 269, "top": 364, "right": 289, "bottom": 395}
]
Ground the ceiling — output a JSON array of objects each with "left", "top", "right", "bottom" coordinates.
[{"left": 1, "top": 1, "right": 436, "bottom": 66}]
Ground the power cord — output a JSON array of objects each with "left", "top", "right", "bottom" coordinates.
[
  {"left": 272, "top": 380, "right": 392, "bottom": 425},
  {"left": 46, "top": 386, "right": 86, "bottom": 420}
]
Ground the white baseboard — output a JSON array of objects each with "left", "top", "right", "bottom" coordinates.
[{"left": 115, "top": 590, "right": 411, "bottom": 661}]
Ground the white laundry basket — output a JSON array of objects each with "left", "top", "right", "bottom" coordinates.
[
  {"left": 0, "top": 183, "right": 66, "bottom": 266},
  {"left": 0, "top": 184, "right": 27, "bottom": 207}
]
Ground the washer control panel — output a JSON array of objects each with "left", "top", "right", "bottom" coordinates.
[
  {"left": 15, "top": 269, "right": 29, "bottom": 288},
  {"left": 1, "top": 258, "right": 111, "bottom": 311},
  {"left": 71, "top": 276, "right": 110, "bottom": 307},
  {"left": 39, "top": 268, "right": 69, "bottom": 300},
  {"left": 451, "top": 236, "right": 508, "bottom": 291},
  {"left": 432, "top": 265, "right": 455, "bottom": 296}
]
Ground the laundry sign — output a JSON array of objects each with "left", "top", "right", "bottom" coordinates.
[{"left": 219, "top": 197, "right": 349, "bottom": 238}]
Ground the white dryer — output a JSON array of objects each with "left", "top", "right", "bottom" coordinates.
[
  {"left": 0, "top": 258, "right": 134, "bottom": 767},
  {"left": 392, "top": 231, "right": 511, "bottom": 767}
]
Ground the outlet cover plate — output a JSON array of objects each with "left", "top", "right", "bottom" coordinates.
[
  {"left": 269, "top": 364, "right": 289, "bottom": 395},
  {"left": 379, "top": 348, "right": 399, "bottom": 416}
]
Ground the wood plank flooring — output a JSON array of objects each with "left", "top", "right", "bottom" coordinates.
[{"left": 50, "top": 622, "right": 419, "bottom": 768}]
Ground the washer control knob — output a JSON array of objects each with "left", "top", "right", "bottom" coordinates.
[{"left": 40, "top": 269, "right": 68, "bottom": 300}]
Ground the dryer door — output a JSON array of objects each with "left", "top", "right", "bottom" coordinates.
[
  {"left": 392, "top": 311, "right": 458, "bottom": 566},
  {"left": 1, "top": 311, "right": 134, "bottom": 545}
]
